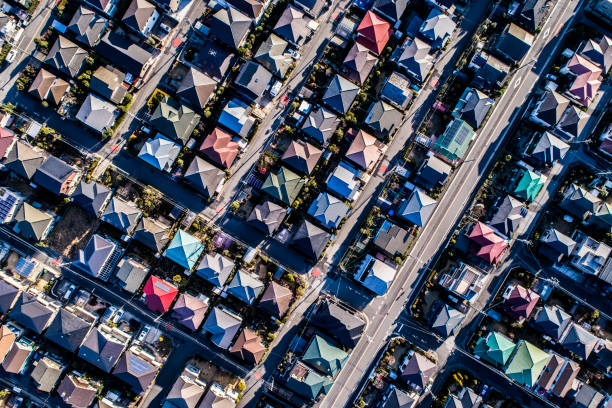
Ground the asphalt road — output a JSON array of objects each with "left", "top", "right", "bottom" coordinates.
[{"left": 321, "top": 0, "right": 583, "bottom": 406}]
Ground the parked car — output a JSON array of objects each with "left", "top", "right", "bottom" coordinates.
[
  {"left": 5, "top": 49, "right": 17, "bottom": 63},
  {"left": 112, "top": 309, "right": 124, "bottom": 324},
  {"left": 102, "top": 306, "right": 117, "bottom": 323},
  {"left": 138, "top": 325, "right": 151, "bottom": 343}
]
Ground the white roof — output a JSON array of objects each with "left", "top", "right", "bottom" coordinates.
[
  {"left": 356, "top": 254, "right": 396, "bottom": 296},
  {"left": 76, "top": 93, "right": 117, "bottom": 133},
  {"left": 138, "top": 134, "right": 181, "bottom": 172}
]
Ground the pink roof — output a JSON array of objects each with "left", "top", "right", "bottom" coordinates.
[
  {"left": 200, "top": 127, "right": 240, "bottom": 169},
  {"left": 0, "top": 127, "right": 15, "bottom": 159},
  {"left": 504, "top": 285, "right": 540, "bottom": 321},
  {"left": 569, "top": 73, "right": 601, "bottom": 106},
  {"left": 356, "top": 10, "right": 391, "bottom": 55},
  {"left": 143, "top": 275, "right": 178, "bottom": 313},
  {"left": 568, "top": 54, "right": 601, "bottom": 76},
  {"left": 468, "top": 222, "right": 508, "bottom": 264}
]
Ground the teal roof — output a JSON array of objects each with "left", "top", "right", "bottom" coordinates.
[
  {"left": 163, "top": 229, "right": 205, "bottom": 270},
  {"left": 302, "top": 335, "right": 348, "bottom": 377},
  {"left": 473, "top": 331, "right": 515, "bottom": 366},
  {"left": 513, "top": 169, "right": 545, "bottom": 201},
  {"left": 433, "top": 119, "right": 474, "bottom": 161},
  {"left": 504, "top": 340, "right": 550, "bottom": 387},
  {"left": 287, "top": 362, "right": 333, "bottom": 401}
]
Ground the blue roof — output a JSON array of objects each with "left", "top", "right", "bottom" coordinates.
[
  {"left": 327, "top": 162, "right": 358, "bottom": 199},
  {"left": 218, "top": 99, "right": 249, "bottom": 136},
  {"left": 163, "top": 229, "right": 205, "bottom": 270},
  {"left": 352, "top": 0, "right": 374, "bottom": 10}
]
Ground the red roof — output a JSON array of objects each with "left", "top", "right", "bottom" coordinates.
[
  {"left": 356, "top": 10, "right": 391, "bottom": 55},
  {"left": 503, "top": 285, "right": 540, "bottom": 321},
  {"left": 200, "top": 127, "right": 240, "bottom": 169},
  {"left": 0, "top": 127, "right": 15, "bottom": 159},
  {"left": 468, "top": 222, "right": 508, "bottom": 264},
  {"left": 143, "top": 275, "right": 178, "bottom": 313}
]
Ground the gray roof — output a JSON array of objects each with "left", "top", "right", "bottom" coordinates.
[
  {"left": 67, "top": 6, "right": 107, "bottom": 47},
  {"left": 532, "top": 132, "right": 569, "bottom": 164},
  {"left": 211, "top": 6, "right": 251, "bottom": 49},
  {"left": 322, "top": 75, "right": 359, "bottom": 114},
  {"left": 399, "top": 189, "right": 437, "bottom": 227},
  {"left": 0, "top": 279, "right": 19, "bottom": 314},
  {"left": 282, "top": 140, "right": 323, "bottom": 175},
  {"left": 114, "top": 257, "right": 149, "bottom": 293},
  {"left": 301, "top": 106, "right": 340, "bottom": 146},
  {"left": 557, "top": 105, "right": 588, "bottom": 139},
  {"left": 197, "top": 40, "right": 235, "bottom": 82},
  {"left": 30, "top": 356, "right": 64, "bottom": 393},
  {"left": 539, "top": 227, "right": 576, "bottom": 261},
  {"left": 165, "top": 375, "right": 205, "bottom": 408},
  {"left": 419, "top": 8, "right": 455, "bottom": 47},
  {"left": 133, "top": 217, "right": 170, "bottom": 252},
  {"left": 32, "top": 156, "right": 77, "bottom": 195},
  {"left": 459, "top": 88, "right": 494, "bottom": 129},
  {"left": 259, "top": 281, "right": 293, "bottom": 318},
  {"left": 138, "top": 135, "right": 181, "bottom": 171},
  {"left": 177, "top": 67, "right": 216, "bottom": 110},
  {"left": 489, "top": 195, "right": 525, "bottom": 237},
  {"left": 226, "top": 270, "right": 264, "bottom": 304},
  {"left": 151, "top": 97, "right": 200, "bottom": 144},
  {"left": 202, "top": 306, "right": 242, "bottom": 349},
  {"left": 227, "top": 0, "right": 264, "bottom": 20},
  {"left": 235, "top": 61, "right": 273, "bottom": 103},
  {"left": 373, "top": 0, "right": 408, "bottom": 22},
  {"left": 45, "top": 308, "right": 93, "bottom": 352},
  {"left": 247, "top": 201, "right": 287, "bottom": 235},
  {"left": 44, "top": 36, "right": 87, "bottom": 77},
  {"left": 90, "top": 65, "right": 127, "bottom": 104},
  {"left": 365, "top": 100, "right": 402, "bottom": 137},
  {"left": 561, "top": 323, "right": 598, "bottom": 360},
  {"left": 382, "top": 387, "right": 416, "bottom": 408},
  {"left": 374, "top": 220, "right": 410, "bottom": 257},
  {"left": 532, "top": 91, "right": 569, "bottom": 127},
  {"left": 431, "top": 303, "right": 464, "bottom": 336},
  {"left": 445, "top": 388, "right": 482, "bottom": 408},
  {"left": 196, "top": 253, "right": 235, "bottom": 287},
  {"left": 311, "top": 299, "right": 365, "bottom": 348},
  {"left": 533, "top": 305, "right": 571, "bottom": 339},
  {"left": 307, "top": 192, "right": 349, "bottom": 230},
  {"left": 9, "top": 292, "right": 55, "bottom": 334},
  {"left": 561, "top": 184, "right": 600, "bottom": 219},
  {"left": 393, "top": 37, "right": 432, "bottom": 83},
  {"left": 5, "top": 141, "right": 46, "bottom": 180},
  {"left": 13, "top": 202, "right": 54, "bottom": 242},
  {"left": 342, "top": 42, "right": 377, "bottom": 84},
  {"left": 112, "top": 350, "right": 158, "bottom": 395},
  {"left": 255, "top": 33, "right": 292, "bottom": 78},
  {"left": 291, "top": 219, "right": 330, "bottom": 260},
  {"left": 95, "top": 30, "right": 153, "bottom": 77},
  {"left": 574, "top": 384, "right": 604, "bottom": 408},
  {"left": 57, "top": 373, "right": 97, "bottom": 408},
  {"left": 72, "top": 181, "right": 111, "bottom": 216},
  {"left": 401, "top": 352, "right": 437, "bottom": 390},
  {"left": 183, "top": 156, "right": 225, "bottom": 198},
  {"left": 415, "top": 155, "right": 451, "bottom": 190},
  {"left": 76, "top": 93, "right": 117, "bottom": 133},
  {"left": 102, "top": 197, "right": 142, "bottom": 235},
  {"left": 274, "top": 5, "right": 311, "bottom": 45},
  {"left": 122, "top": 0, "right": 156, "bottom": 33},
  {"left": 78, "top": 326, "right": 128, "bottom": 372},
  {"left": 496, "top": 23, "right": 533, "bottom": 62}
]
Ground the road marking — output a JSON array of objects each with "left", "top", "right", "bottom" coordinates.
[
  {"left": 514, "top": 76, "right": 522, "bottom": 89},
  {"left": 542, "top": 27, "right": 550, "bottom": 38}
]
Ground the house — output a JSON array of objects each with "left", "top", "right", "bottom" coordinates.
[
  {"left": 227, "top": 0, "right": 265, "bottom": 22},
  {"left": 45, "top": 306, "right": 95, "bottom": 352},
  {"left": 44, "top": 36, "right": 87, "bottom": 78},
  {"left": 122, "top": 0, "right": 158, "bottom": 37},
  {"left": 291, "top": 219, "right": 330, "bottom": 260},
  {"left": 171, "top": 293, "right": 208, "bottom": 331},
  {"left": 431, "top": 303, "right": 465, "bottom": 337},
  {"left": 67, "top": 6, "right": 108, "bottom": 47},
  {"left": 112, "top": 347, "right": 159, "bottom": 395},
  {"left": 504, "top": 340, "right": 550, "bottom": 387},
  {"left": 247, "top": 201, "right": 286, "bottom": 235},
  {"left": 293, "top": 0, "right": 324, "bottom": 17},
  {"left": 489, "top": 195, "right": 526, "bottom": 238},
  {"left": 200, "top": 128, "right": 240, "bottom": 169},
  {"left": 143, "top": 275, "right": 178, "bottom": 313},
  {"left": 0, "top": 188, "right": 23, "bottom": 224},
  {"left": 255, "top": 34, "right": 292, "bottom": 78},
  {"left": 452, "top": 87, "right": 493, "bottom": 129},
  {"left": 261, "top": 166, "right": 304, "bottom": 205},
  {"left": 503, "top": 284, "right": 540, "bottom": 322},
  {"left": 0, "top": 127, "right": 15, "bottom": 160},
  {"left": 415, "top": 155, "right": 451, "bottom": 190},
  {"left": 581, "top": 35, "right": 612, "bottom": 74},
  {"left": 561, "top": 184, "right": 600, "bottom": 219},
  {"left": 57, "top": 372, "right": 99, "bottom": 408},
  {"left": 560, "top": 323, "right": 598, "bottom": 360},
  {"left": 308, "top": 192, "right": 349, "bottom": 230},
  {"left": 163, "top": 229, "right": 205, "bottom": 271},
  {"left": 196, "top": 40, "right": 235, "bottom": 82},
  {"left": 4, "top": 141, "right": 45, "bottom": 180},
  {"left": 30, "top": 354, "right": 65, "bottom": 393},
  {"left": 326, "top": 162, "right": 361, "bottom": 201},
  {"left": 399, "top": 189, "right": 436, "bottom": 227},
  {"left": 273, "top": 4, "right": 311, "bottom": 46},
  {"left": 202, "top": 306, "right": 242, "bottom": 349},
  {"left": 556, "top": 105, "right": 589, "bottom": 140},
  {"left": 177, "top": 67, "right": 216, "bottom": 111},
  {"left": 438, "top": 262, "right": 485, "bottom": 304},
  {"left": 78, "top": 324, "right": 131, "bottom": 372},
  {"left": 282, "top": 140, "right": 322, "bottom": 175},
  {"left": 301, "top": 106, "right": 340, "bottom": 146},
  {"left": 138, "top": 134, "right": 181, "bottom": 172},
  {"left": 419, "top": 8, "right": 455, "bottom": 49},
  {"left": 95, "top": 31, "right": 155, "bottom": 82},
  {"left": 382, "top": 387, "right": 416, "bottom": 408},
  {"left": 102, "top": 197, "right": 142, "bottom": 236},
  {"left": 199, "top": 384, "right": 237, "bottom": 408},
  {"left": 517, "top": 0, "right": 546, "bottom": 32},
  {"left": 393, "top": 37, "right": 433, "bottom": 83},
  {"left": 345, "top": 129, "right": 383, "bottom": 171},
  {"left": 551, "top": 359, "right": 581, "bottom": 398},
  {"left": 114, "top": 256, "right": 149, "bottom": 294},
  {"left": 2, "top": 337, "right": 34, "bottom": 374},
  {"left": 474, "top": 331, "right": 516, "bottom": 366},
  {"left": 234, "top": 61, "right": 273, "bottom": 105},
  {"left": 151, "top": 97, "right": 200, "bottom": 145},
  {"left": 84, "top": 0, "right": 114, "bottom": 15},
  {"left": 196, "top": 253, "right": 234, "bottom": 288},
  {"left": 496, "top": 23, "right": 534, "bottom": 62},
  {"left": 322, "top": 75, "right": 359, "bottom": 114},
  {"left": 163, "top": 371, "right": 206, "bottom": 408},
  {"left": 443, "top": 387, "right": 481, "bottom": 408},
  {"left": 535, "top": 353, "right": 565, "bottom": 394},
  {"left": 566, "top": 54, "right": 602, "bottom": 107},
  {"left": 569, "top": 231, "right": 611, "bottom": 278},
  {"left": 0, "top": 278, "right": 21, "bottom": 314},
  {"left": 513, "top": 169, "right": 545, "bottom": 202},
  {"left": 433, "top": 119, "right": 475, "bottom": 162},
  {"left": 355, "top": 254, "right": 396, "bottom": 296},
  {"left": 210, "top": 6, "right": 251, "bottom": 50},
  {"left": 468, "top": 222, "right": 508, "bottom": 264},
  {"left": 311, "top": 298, "right": 364, "bottom": 348},
  {"left": 133, "top": 217, "right": 171, "bottom": 253},
  {"left": 381, "top": 71, "right": 413, "bottom": 110},
  {"left": 218, "top": 98, "right": 255, "bottom": 138},
  {"left": 76, "top": 93, "right": 118, "bottom": 134},
  {"left": 592, "top": 202, "right": 612, "bottom": 232},
  {"left": 302, "top": 334, "right": 348, "bottom": 377},
  {"left": 74, "top": 234, "right": 121, "bottom": 281},
  {"left": 90, "top": 65, "right": 127, "bottom": 104},
  {"left": 572, "top": 383, "right": 605, "bottom": 408},
  {"left": 530, "top": 90, "right": 570, "bottom": 128},
  {"left": 13, "top": 202, "right": 54, "bottom": 242},
  {"left": 373, "top": 0, "right": 408, "bottom": 22},
  {"left": 356, "top": 10, "right": 391, "bottom": 55},
  {"left": 230, "top": 328, "right": 266, "bottom": 365},
  {"left": 28, "top": 68, "right": 69, "bottom": 105},
  {"left": 183, "top": 156, "right": 225, "bottom": 198},
  {"left": 365, "top": 100, "right": 402, "bottom": 138},
  {"left": 469, "top": 51, "right": 510, "bottom": 90},
  {"left": 226, "top": 270, "right": 264, "bottom": 304},
  {"left": 401, "top": 352, "right": 437, "bottom": 392},
  {"left": 539, "top": 227, "right": 576, "bottom": 262},
  {"left": 374, "top": 220, "right": 410, "bottom": 258},
  {"left": 72, "top": 181, "right": 111, "bottom": 217},
  {"left": 286, "top": 360, "right": 332, "bottom": 401},
  {"left": 258, "top": 281, "right": 292, "bottom": 318},
  {"left": 342, "top": 42, "right": 377, "bottom": 84},
  {"left": 33, "top": 156, "right": 80, "bottom": 196},
  {"left": 531, "top": 132, "right": 569, "bottom": 164}
]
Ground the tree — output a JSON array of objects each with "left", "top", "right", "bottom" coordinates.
[
  {"left": 230, "top": 201, "right": 240, "bottom": 212},
  {"left": 172, "top": 275, "right": 182, "bottom": 284},
  {"left": 236, "top": 380, "right": 246, "bottom": 392}
]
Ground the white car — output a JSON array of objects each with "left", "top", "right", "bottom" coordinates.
[
  {"left": 5, "top": 49, "right": 17, "bottom": 63},
  {"left": 138, "top": 325, "right": 151, "bottom": 343},
  {"left": 112, "top": 309, "right": 124, "bottom": 324},
  {"left": 102, "top": 306, "right": 117, "bottom": 323}
]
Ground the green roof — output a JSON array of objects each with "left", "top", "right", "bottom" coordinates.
[
  {"left": 513, "top": 169, "right": 545, "bottom": 201},
  {"left": 287, "top": 362, "right": 333, "bottom": 400},
  {"left": 504, "top": 340, "right": 550, "bottom": 387},
  {"left": 433, "top": 119, "right": 474, "bottom": 162},
  {"left": 473, "top": 332, "right": 515, "bottom": 366},
  {"left": 261, "top": 166, "right": 304, "bottom": 205},
  {"left": 163, "top": 229, "right": 205, "bottom": 270},
  {"left": 302, "top": 335, "right": 348, "bottom": 377}
]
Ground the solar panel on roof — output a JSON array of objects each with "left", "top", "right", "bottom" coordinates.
[
  {"left": 128, "top": 354, "right": 153, "bottom": 375},
  {"left": 154, "top": 281, "right": 171, "bottom": 293},
  {"left": 454, "top": 126, "right": 470, "bottom": 145},
  {"left": 15, "top": 257, "right": 35, "bottom": 277}
]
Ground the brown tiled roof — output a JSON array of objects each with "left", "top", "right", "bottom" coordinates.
[
  {"left": 345, "top": 129, "right": 382, "bottom": 171},
  {"left": 200, "top": 127, "right": 240, "bottom": 169},
  {"left": 258, "top": 281, "right": 292, "bottom": 318},
  {"left": 536, "top": 354, "right": 564, "bottom": 391},
  {"left": 281, "top": 140, "right": 322, "bottom": 175},
  {"left": 0, "top": 325, "right": 16, "bottom": 363},
  {"left": 48, "top": 78, "right": 70, "bottom": 105},
  {"left": 230, "top": 328, "right": 266, "bottom": 365},
  {"left": 28, "top": 68, "right": 56, "bottom": 101},
  {"left": 551, "top": 360, "right": 580, "bottom": 397}
]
